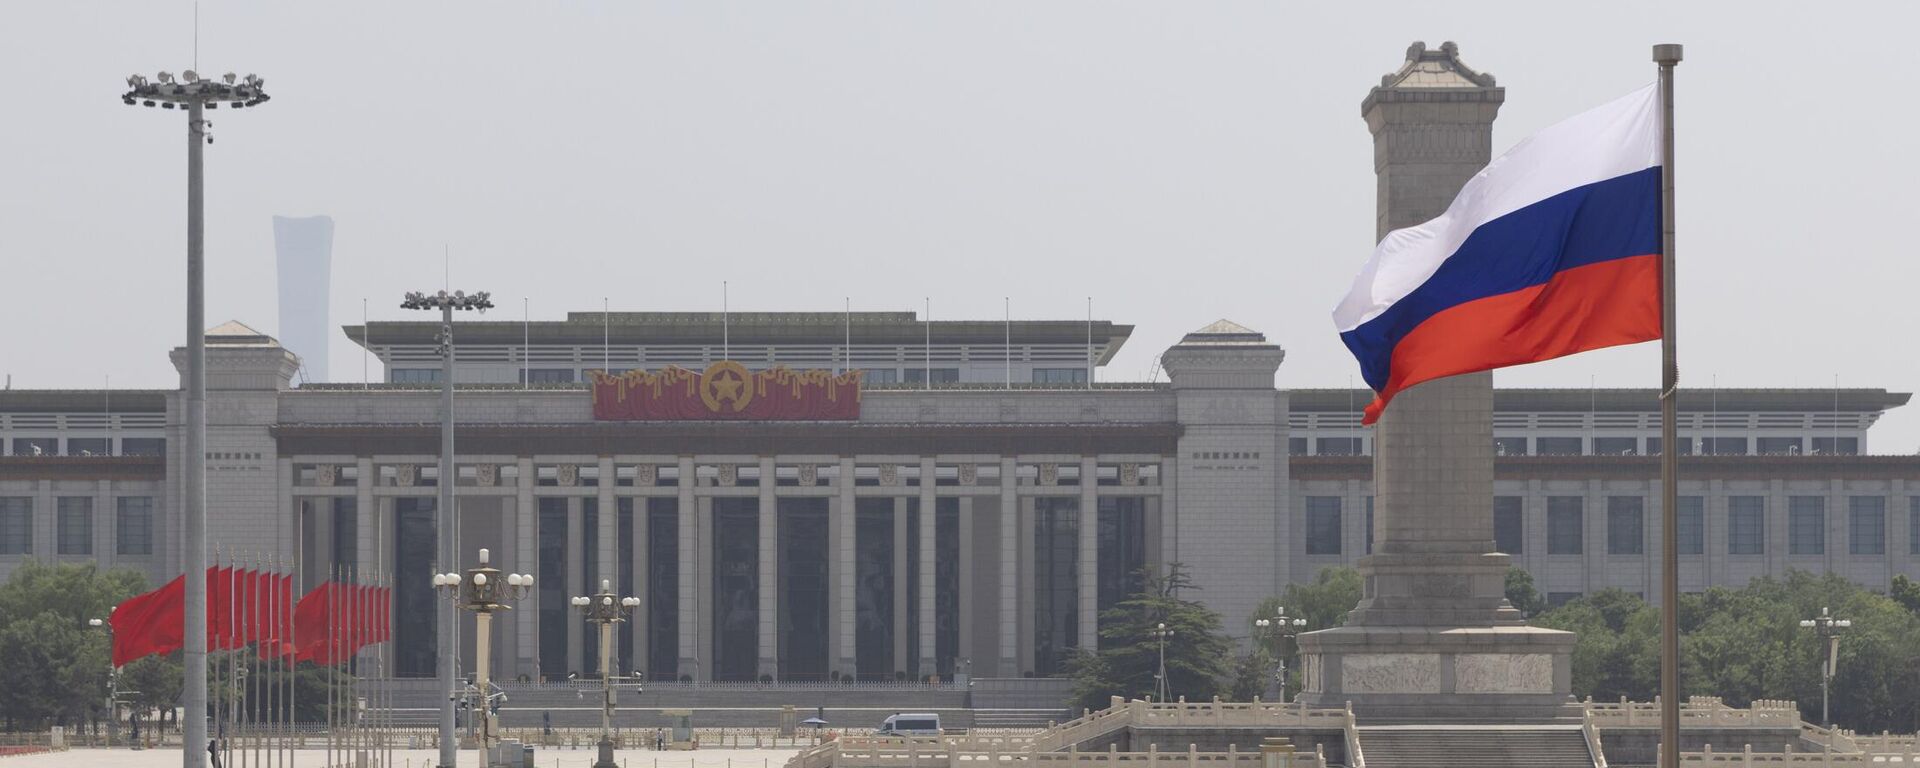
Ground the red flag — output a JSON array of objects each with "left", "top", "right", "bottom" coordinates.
[
  {"left": 255, "top": 573, "right": 295, "bottom": 660},
  {"left": 110, "top": 575, "right": 185, "bottom": 666}
]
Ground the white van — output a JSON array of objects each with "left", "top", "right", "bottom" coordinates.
[{"left": 877, "top": 713, "right": 942, "bottom": 737}]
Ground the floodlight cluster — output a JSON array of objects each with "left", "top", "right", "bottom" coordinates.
[
  {"left": 123, "top": 71, "right": 269, "bottom": 109},
  {"left": 402, "top": 290, "right": 495, "bottom": 311}
]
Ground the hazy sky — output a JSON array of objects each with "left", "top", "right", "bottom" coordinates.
[{"left": 2, "top": 2, "right": 1915, "bottom": 452}]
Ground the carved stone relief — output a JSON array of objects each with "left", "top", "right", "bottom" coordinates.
[
  {"left": 1454, "top": 653, "right": 1555, "bottom": 694},
  {"left": 957, "top": 464, "right": 979, "bottom": 486},
  {"left": 315, "top": 464, "right": 338, "bottom": 487},
  {"left": 474, "top": 464, "right": 497, "bottom": 487},
  {"left": 879, "top": 464, "right": 899, "bottom": 487},
  {"left": 716, "top": 465, "right": 737, "bottom": 487},
  {"left": 635, "top": 464, "right": 658, "bottom": 487},
  {"left": 395, "top": 464, "right": 417, "bottom": 487},
  {"left": 798, "top": 464, "right": 818, "bottom": 487},
  {"left": 557, "top": 464, "right": 579, "bottom": 487},
  {"left": 1038, "top": 463, "right": 1059, "bottom": 487},
  {"left": 1119, "top": 463, "right": 1140, "bottom": 486},
  {"left": 1339, "top": 653, "right": 1442, "bottom": 694}
]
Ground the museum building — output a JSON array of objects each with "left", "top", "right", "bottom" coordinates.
[{"left": 0, "top": 310, "right": 1914, "bottom": 684}]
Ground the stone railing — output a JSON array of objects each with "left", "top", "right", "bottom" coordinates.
[
  {"left": 1680, "top": 743, "right": 1920, "bottom": 766},
  {"left": 787, "top": 699, "right": 1344, "bottom": 768},
  {"left": 1581, "top": 710, "right": 1608, "bottom": 768},
  {"left": 1797, "top": 721, "right": 1920, "bottom": 755},
  {"left": 1341, "top": 705, "right": 1363, "bottom": 768},
  {"left": 1582, "top": 696, "right": 1802, "bottom": 729}
]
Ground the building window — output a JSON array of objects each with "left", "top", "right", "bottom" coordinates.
[
  {"left": 522, "top": 368, "right": 575, "bottom": 384},
  {"left": 1315, "top": 437, "right": 1363, "bottom": 456},
  {"left": 1848, "top": 497, "right": 1885, "bottom": 555},
  {"left": 116, "top": 497, "right": 154, "bottom": 556},
  {"left": 1788, "top": 496, "right": 1825, "bottom": 555},
  {"left": 903, "top": 368, "right": 960, "bottom": 384},
  {"left": 66, "top": 438, "right": 110, "bottom": 456},
  {"left": 10, "top": 437, "right": 57, "bottom": 456},
  {"left": 1493, "top": 496, "right": 1523, "bottom": 555},
  {"left": 1288, "top": 437, "right": 1308, "bottom": 456},
  {"left": 1676, "top": 496, "right": 1704, "bottom": 555},
  {"left": 56, "top": 497, "right": 92, "bottom": 555},
  {"left": 1701, "top": 437, "right": 1749, "bottom": 456},
  {"left": 1607, "top": 497, "right": 1644, "bottom": 555},
  {"left": 1810, "top": 437, "right": 1858, "bottom": 456},
  {"left": 1910, "top": 497, "right": 1920, "bottom": 555},
  {"left": 1756, "top": 437, "right": 1802, "bottom": 456},
  {"left": 0, "top": 498, "right": 31, "bottom": 554},
  {"left": 1305, "top": 497, "right": 1341, "bottom": 555},
  {"left": 1646, "top": 437, "right": 1695, "bottom": 456},
  {"left": 1547, "top": 592, "right": 1581, "bottom": 608},
  {"left": 1547, "top": 497, "right": 1583, "bottom": 555},
  {"left": 389, "top": 368, "right": 441, "bottom": 384},
  {"left": 862, "top": 368, "right": 899, "bottom": 384},
  {"left": 1593, "top": 437, "right": 1638, "bottom": 456},
  {"left": 1728, "top": 496, "right": 1765, "bottom": 555},
  {"left": 1536, "top": 437, "right": 1582, "bottom": 456},
  {"left": 121, "top": 438, "right": 165, "bottom": 456},
  {"left": 1494, "top": 437, "right": 1529, "bottom": 456},
  {"left": 1031, "top": 368, "right": 1088, "bottom": 384},
  {"left": 1364, "top": 497, "right": 1374, "bottom": 555}
]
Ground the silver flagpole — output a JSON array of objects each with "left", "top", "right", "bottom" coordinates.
[
  {"left": 1085, "top": 297, "right": 1093, "bottom": 389},
  {"left": 1654, "top": 42, "right": 1684, "bottom": 768},
  {"left": 1004, "top": 297, "right": 1011, "bottom": 389},
  {"left": 923, "top": 298, "right": 931, "bottom": 390},
  {"left": 723, "top": 281, "right": 730, "bottom": 360},
  {"left": 843, "top": 297, "right": 851, "bottom": 375}
]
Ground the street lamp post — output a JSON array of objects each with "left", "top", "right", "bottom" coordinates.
[
  {"left": 572, "top": 580, "right": 639, "bottom": 768},
  {"left": 401, "top": 289, "right": 493, "bottom": 768},
  {"left": 1254, "top": 609, "right": 1307, "bottom": 703},
  {"left": 433, "top": 548, "right": 532, "bottom": 765},
  {"left": 89, "top": 618, "right": 121, "bottom": 748},
  {"left": 1798, "top": 607, "right": 1852, "bottom": 729},
  {"left": 1149, "top": 622, "right": 1174, "bottom": 703},
  {"left": 120, "top": 69, "right": 269, "bottom": 768}
]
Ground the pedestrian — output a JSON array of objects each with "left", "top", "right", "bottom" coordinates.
[{"left": 207, "top": 739, "right": 222, "bottom": 768}]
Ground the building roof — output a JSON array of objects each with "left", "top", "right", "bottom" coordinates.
[
  {"left": 207, "top": 320, "right": 279, "bottom": 347},
  {"left": 1170, "top": 319, "right": 1281, "bottom": 350},
  {"left": 0, "top": 390, "right": 170, "bottom": 413},
  {"left": 343, "top": 311, "right": 1134, "bottom": 364},
  {"left": 1289, "top": 388, "right": 1912, "bottom": 414}
]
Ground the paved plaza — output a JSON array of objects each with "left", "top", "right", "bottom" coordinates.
[{"left": 2, "top": 746, "right": 803, "bottom": 768}]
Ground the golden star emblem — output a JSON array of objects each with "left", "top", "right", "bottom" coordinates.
[{"left": 698, "top": 361, "right": 755, "bottom": 413}]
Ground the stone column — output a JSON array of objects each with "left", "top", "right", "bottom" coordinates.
[
  {"left": 1295, "top": 41, "right": 1574, "bottom": 723},
  {"left": 957, "top": 495, "right": 975, "bottom": 669},
  {"left": 836, "top": 457, "right": 857, "bottom": 676},
  {"left": 998, "top": 458, "right": 1019, "bottom": 676},
  {"left": 697, "top": 495, "right": 715, "bottom": 676},
  {"left": 598, "top": 457, "right": 616, "bottom": 588},
  {"left": 566, "top": 497, "right": 584, "bottom": 676},
  {"left": 632, "top": 489, "right": 649, "bottom": 679},
  {"left": 676, "top": 457, "right": 699, "bottom": 680},
  {"left": 917, "top": 458, "right": 937, "bottom": 678},
  {"left": 515, "top": 457, "right": 536, "bottom": 678},
  {"left": 758, "top": 457, "right": 779, "bottom": 680},
  {"left": 95, "top": 479, "right": 115, "bottom": 569},
  {"left": 1077, "top": 457, "right": 1098, "bottom": 651},
  {"left": 1160, "top": 462, "right": 1178, "bottom": 569},
  {"left": 892, "top": 496, "right": 909, "bottom": 677}
]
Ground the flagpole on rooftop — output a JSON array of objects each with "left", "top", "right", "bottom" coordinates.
[{"left": 1654, "top": 41, "right": 1684, "bottom": 768}]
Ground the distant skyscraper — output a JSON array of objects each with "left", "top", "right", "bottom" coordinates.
[{"left": 273, "top": 215, "right": 335, "bottom": 382}]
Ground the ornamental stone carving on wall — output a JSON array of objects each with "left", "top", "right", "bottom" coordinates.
[
  {"left": 315, "top": 464, "right": 338, "bottom": 487},
  {"left": 1038, "top": 463, "right": 1059, "bottom": 486},
  {"left": 1339, "top": 653, "right": 1442, "bottom": 694},
  {"left": 395, "top": 464, "right": 417, "bottom": 487},
  {"left": 717, "top": 465, "right": 738, "bottom": 487},
  {"left": 798, "top": 464, "right": 818, "bottom": 487},
  {"left": 635, "top": 464, "right": 658, "bottom": 487},
  {"left": 879, "top": 464, "right": 899, "bottom": 487},
  {"left": 557, "top": 464, "right": 579, "bottom": 487},
  {"left": 474, "top": 464, "right": 497, "bottom": 487},
  {"left": 1119, "top": 463, "right": 1140, "bottom": 486},
  {"left": 957, "top": 464, "right": 979, "bottom": 486},
  {"left": 1454, "top": 653, "right": 1555, "bottom": 694}
]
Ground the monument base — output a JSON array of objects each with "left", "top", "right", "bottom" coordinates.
[{"left": 1294, "top": 624, "right": 1578, "bottom": 724}]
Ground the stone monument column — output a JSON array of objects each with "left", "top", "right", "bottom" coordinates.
[{"left": 1295, "top": 42, "right": 1576, "bottom": 723}]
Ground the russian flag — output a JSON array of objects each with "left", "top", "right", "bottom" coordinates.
[{"left": 1335, "top": 84, "right": 1664, "bottom": 425}]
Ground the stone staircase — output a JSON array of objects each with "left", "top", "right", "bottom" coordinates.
[{"left": 1357, "top": 725, "right": 1598, "bottom": 768}]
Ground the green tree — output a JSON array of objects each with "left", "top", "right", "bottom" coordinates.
[
  {"left": 0, "top": 562, "right": 151, "bottom": 730},
  {"left": 1532, "top": 571, "right": 1920, "bottom": 732},
  {"left": 1892, "top": 574, "right": 1920, "bottom": 617},
  {"left": 1505, "top": 567, "right": 1547, "bottom": 618},
  {"left": 1067, "top": 563, "right": 1234, "bottom": 711},
  {"left": 1274, "top": 566, "right": 1362, "bottom": 631}
]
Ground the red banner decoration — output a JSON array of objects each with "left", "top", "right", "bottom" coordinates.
[
  {"left": 110, "top": 575, "right": 185, "bottom": 667},
  {"left": 591, "top": 363, "right": 862, "bottom": 421}
]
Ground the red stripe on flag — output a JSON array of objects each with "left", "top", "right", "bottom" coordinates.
[{"left": 1362, "top": 254, "right": 1662, "bottom": 424}]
